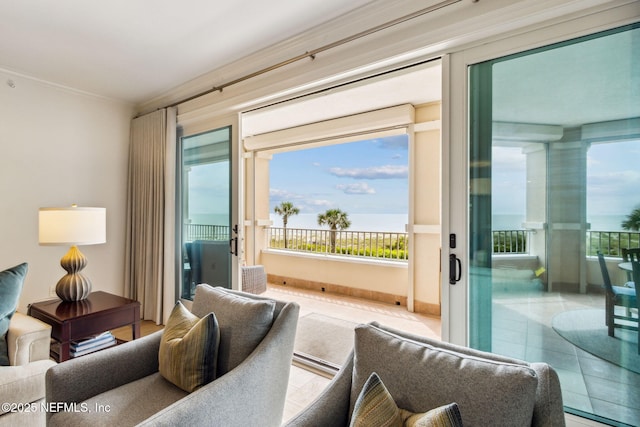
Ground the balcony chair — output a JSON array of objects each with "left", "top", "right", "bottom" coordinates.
[
  {"left": 46, "top": 285, "right": 299, "bottom": 427},
  {"left": 622, "top": 247, "right": 640, "bottom": 282},
  {"left": 285, "top": 322, "right": 564, "bottom": 426},
  {"left": 241, "top": 265, "right": 267, "bottom": 294},
  {"left": 597, "top": 251, "right": 638, "bottom": 337}
]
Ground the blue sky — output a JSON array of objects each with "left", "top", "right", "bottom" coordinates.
[{"left": 269, "top": 134, "right": 409, "bottom": 215}]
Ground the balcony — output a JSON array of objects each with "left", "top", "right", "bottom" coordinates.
[{"left": 182, "top": 224, "right": 639, "bottom": 312}]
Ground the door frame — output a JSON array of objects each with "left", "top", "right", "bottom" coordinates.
[
  {"left": 442, "top": 3, "right": 639, "bottom": 346},
  {"left": 177, "top": 113, "right": 242, "bottom": 309}
]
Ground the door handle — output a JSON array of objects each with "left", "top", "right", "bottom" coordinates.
[
  {"left": 229, "top": 237, "right": 238, "bottom": 256},
  {"left": 229, "top": 224, "right": 238, "bottom": 256},
  {"left": 449, "top": 254, "right": 461, "bottom": 285}
]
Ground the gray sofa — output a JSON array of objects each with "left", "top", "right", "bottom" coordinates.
[
  {"left": 286, "top": 322, "right": 565, "bottom": 427},
  {"left": 46, "top": 286, "right": 299, "bottom": 426}
]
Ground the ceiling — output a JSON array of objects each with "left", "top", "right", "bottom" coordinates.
[
  {"left": 0, "top": 0, "right": 374, "bottom": 104},
  {"left": 1, "top": 1, "right": 636, "bottom": 132}
]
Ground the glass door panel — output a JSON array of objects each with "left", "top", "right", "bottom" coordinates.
[
  {"left": 468, "top": 25, "right": 640, "bottom": 425},
  {"left": 179, "top": 126, "right": 232, "bottom": 300}
]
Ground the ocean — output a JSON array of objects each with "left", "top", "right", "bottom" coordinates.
[{"left": 189, "top": 213, "right": 628, "bottom": 232}]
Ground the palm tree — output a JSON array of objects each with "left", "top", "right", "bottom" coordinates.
[
  {"left": 621, "top": 206, "right": 640, "bottom": 231},
  {"left": 317, "top": 209, "right": 351, "bottom": 253},
  {"left": 274, "top": 201, "right": 300, "bottom": 248}
]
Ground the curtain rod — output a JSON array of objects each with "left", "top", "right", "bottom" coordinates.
[{"left": 164, "top": 0, "right": 464, "bottom": 109}]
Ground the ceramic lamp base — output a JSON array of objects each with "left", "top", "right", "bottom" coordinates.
[{"left": 56, "top": 246, "right": 92, "bottom": 301}]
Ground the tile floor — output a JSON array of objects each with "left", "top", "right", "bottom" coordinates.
[{"left": 268, "top": 283, "right": 639, "bottom": 426}]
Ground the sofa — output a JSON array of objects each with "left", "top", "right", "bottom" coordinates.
[
  {"left": 0, "top": 312, "right": 57, "bottom": 427},
  {"left": 46, "top": 285, "right": 299, "bottom": 426},
  {"left": 286, "top": 322, "right": 565, "bottom": 426}
]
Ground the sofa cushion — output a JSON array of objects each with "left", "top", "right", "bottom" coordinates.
[
  {"left": 159, "top": 301, "right": 219, "bottom": 392},
  {"left": 191, "top": 284, "right": 276, "bottom": 376},
  {"left": 47, "top": 372, "right": 188, "bottom": 427},
  {"left": 0, "top": 263, "right": 28, "bottom": 366},
  {"left": 351, "top": 324, "right": 539, "bottom": 426},
  {"left": 350, "top": 372, "right": 463, "bottom": 427}
]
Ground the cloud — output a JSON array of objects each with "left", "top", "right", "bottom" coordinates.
[
  {"left": 270, "top": 189, "right": 332, "bottom": 212},
  {"left": 328, "top": 165, "right": 408, "bottom": 179},
  {"left": 306, "top": 199, "right": 332, "bottom": 208},
  {"left": 336, "top": 182, "right": 376, "bottom": 194},
  {"left": 269, "top": 188, "right": 305, "bottom": 201}
]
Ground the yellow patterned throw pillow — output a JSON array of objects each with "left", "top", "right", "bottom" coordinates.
[
  {"left": 350, "top": 372, "right": 464, "bottom": 427},
  {"left": 159, "top": 301, "right": 220, "bottom": 392}
]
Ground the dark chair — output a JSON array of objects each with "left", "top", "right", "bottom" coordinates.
[
  {"left": 632, "top": 261, "right": 640, "bottom": 354},
  {"left": 622, "top": 248, "right": 640, "bottom": 282},
  {"left": 597, "top": 251, "right": 637, "bottom": 337}
]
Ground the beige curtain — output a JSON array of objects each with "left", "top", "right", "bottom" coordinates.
[{"left": 124, "top": 108, "right": 177, "bottom": 325}]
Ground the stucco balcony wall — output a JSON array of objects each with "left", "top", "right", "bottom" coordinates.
[{"left": 262, "top": 249, "right": 411, "bottom": 308}]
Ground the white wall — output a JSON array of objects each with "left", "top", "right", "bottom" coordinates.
[{"left": 0, "top": 71, "right": 134, "bottom": 313}]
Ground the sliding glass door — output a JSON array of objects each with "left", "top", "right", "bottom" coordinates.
[
  {"left": 458, "top": 24, "right": 639, "bottom": 425},
  {"left": 178, "top": 126, "right": 234, "bottom": 300}
]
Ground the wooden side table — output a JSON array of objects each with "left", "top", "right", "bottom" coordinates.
[{"left": 28, "top": 291, "right": 140, "bottom": 362}]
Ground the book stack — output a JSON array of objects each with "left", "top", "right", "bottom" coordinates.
[{"left": 70, "top": 331, "right": 116, "bottom": 357}]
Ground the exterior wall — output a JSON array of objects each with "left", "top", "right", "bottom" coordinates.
[
  {"left": 263, "top": 251, "right": 409, "bottom": 306},
  {"left": 412, "top": 102, "right": 442, "bottom": 314},
  {"left": 0, "top": 70, "right": 134, "bottom": 312},
  {"left": 242, "top": 151, "right": 271, "bottom": 267}
]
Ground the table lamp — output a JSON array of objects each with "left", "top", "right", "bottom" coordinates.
[{"left": 39, "top": 205, "right": 106, "bottom": 301}]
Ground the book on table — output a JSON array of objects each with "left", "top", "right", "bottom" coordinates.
[{"left": 70, "top": 331, "right": 116, "bottom": 356}]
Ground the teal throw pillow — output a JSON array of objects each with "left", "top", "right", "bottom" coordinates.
[{"left": 0, "top": 263, "right": 28, "bottom": 366}]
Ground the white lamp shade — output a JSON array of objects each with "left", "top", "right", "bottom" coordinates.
[{"left": 39, "top": 207, "right": 106, "bottom": 246}]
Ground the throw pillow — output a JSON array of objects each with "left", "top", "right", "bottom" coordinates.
[
  {"left": 351, "top": 324, "right": 538, "bottom": 426},
  {"left": 159, "top": 301, "right": 219, "bottom": 392},
  {"left": 0, "top": 263, "right": 28, "bottom": 366},
  {"left": 191, "top": 284, "right": 276, "bottom": 376},
  {"left": 402, "top": 403, "right": 464, "bottom": 427},
  {"left": 350, "top": 372, "right": 463, "bottom": 427}
]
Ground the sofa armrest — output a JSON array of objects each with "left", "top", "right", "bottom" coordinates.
[
  {"left": 139, "top": 302, "right": 300, "bottom": 427},
  {"left": 0, "top": 360, "right": 57, "bottom": 415},
  {"left": 7, "top": 312, "right": 52, "bottom": 366},
  {"left": 530, "top": 363, "right": 565, "bottom": 427},
  {"left": 45, "top": 330, "right": 162, "bottom": 423},
  {"left": 284, "top": 354, "right": 354, "bottom": 427}
]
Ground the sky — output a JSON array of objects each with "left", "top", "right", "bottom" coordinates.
[
  {"left": 269, "top": 134, "right": 409, "bottom": 215},
  {"left": 185, "top": 132, "right": 638, "bottom": 231},
  {"left": 492, "top": 139, "right": 640, "bottom": 227},
  {"left": 270, "top": 136, "right": 639, "bottom": 229}
]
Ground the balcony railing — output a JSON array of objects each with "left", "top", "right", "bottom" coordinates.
[
  {"left": 267, "top": 227, "right": 408, "bottom": 261},
  {"left": 183, "top": 224, "right": 639, "bottom": 260},
  {"left": 586, "top": 230, "right": 640, "bottom": 257},
  {"left": 184, "top": 223, "right": 229, "bottom": 241},
  {"left": 492, "top": 230, "right": 529, "bottom": 255}
]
